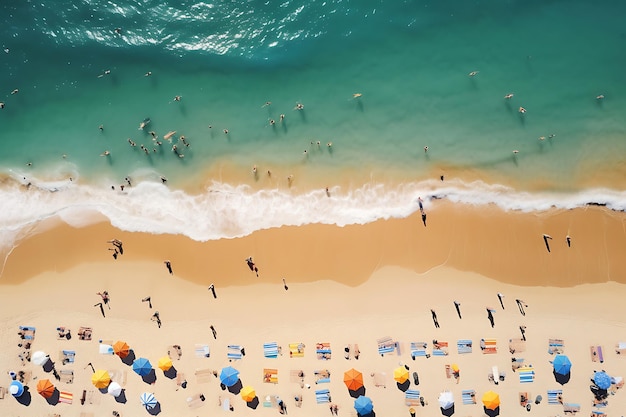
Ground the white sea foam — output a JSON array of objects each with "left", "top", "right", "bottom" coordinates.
[{"left": 2, "top": 174, "right": 625, "bottom": 252}]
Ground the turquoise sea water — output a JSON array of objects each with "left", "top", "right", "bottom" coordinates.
[{"left": 1, "top": 0, "right": 625, "bottom": 247}]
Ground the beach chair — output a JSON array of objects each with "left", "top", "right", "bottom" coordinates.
[
  {"left": 263, "top": 368, "right": 278, "bottom": 384},
  {"left": 548, "top": 339, "right": 564, "bottom": 355},
  {"left": 547, "top": 389, "right": 563, "bottom": 405},
  {"left": 563, "top": 403, "right": 580, "bottom": 414},
  {"left": 314, "top": 369, "right": 331, "bottom": 384},
  {"left": 462, "top": 390, "right": 476, "bottom": 405},
  {"left": 432, "top": 340, "right": 448, "bottom": 356},
  {"left": 60, "top": 350, "right": 76, "bottom": 365},
  {"left": 410, "top": 342, "right": 428, "bottom": 359},
  {"left": 59, "top": 391, "right": 73, "bottom": 404},
  {"left": 481, "top": 338, "right": 497, "bottom": 354},
  {"left": 77, "top": 327, "right": 92, "bottom": 341},
  {"left": 405, "top": 389, "right": 421, "bottom": 406},
  {"left": 377, "top": 336, "right": 397, "bottom": 356},
  {"left": 195, "top": 344, "right": 210, "bottom": 358},
  {"left": 227, "top": 345, "right": 243, "bottom": 361},
  {"left": 590, "top": 345, "right": 604, "bottom": 363},
  {"left": 195, "top": 368, "right": 215, "bottom": 384},
  {"left": 56, "top": 327, "right": 71, "bottom": 340},
  {"left": 19, "top": 326, "right": 36, "bottom": 340},
  {"left": 457, "top": 339, "right": 472, "bottom": 354},
  {"left": 289, "top": 342, "right": 305, "bottom": 358},
  {"left": 316, "top": 343, "right": 331, "bottom": 360},
  {"left": 59, "top": 370, "right": 74, "bottom": 384},
  {"left": 315, "top": 389, "right": 331, "bottom": 404},
  {"left": 519, "top": 366, "right": 535, "bottom": 383},
  {"left": 263, "top": 342, "right": 280, "bottom": 358},
  {"left": 509, "top": 338, "right": 526, "bottom": 354}
]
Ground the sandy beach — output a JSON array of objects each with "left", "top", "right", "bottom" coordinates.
[{"left": 1, "top": 202, "right": 626, "bottom": 417}]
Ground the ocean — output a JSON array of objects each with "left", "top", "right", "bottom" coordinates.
[{"left": 1, "top": 0, "right": 625, "bottom": 249}]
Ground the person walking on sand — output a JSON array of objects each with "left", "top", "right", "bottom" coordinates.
[
  {"left": 142, "top": 296, "right": 152, "bottom": 308},
  {"left": 566, "top": 235, "right": 571, "bottom": 247},
  {"left": 210, "top": 325, "right": 217, "bottom": 339},
  {"left": 164, "top": 260, "right": 173, "bottom": 274},
  {"left": 431, "top": 309, "right": 440, "bottom": 328},
  {"left": 245, "top": 257, "right": 259, "bottom": 277},
  {"left": 487, "top": 307, "right": 495, "bottom": 328},
  {"left": 519, "top": 325, "right": 527, "bottom": 341},
  {"left": 497, "top": 292, "right": 505, "bottom": 309},
  {"left": 543, "top": 234, "right": 553, "bottom": 253},
  {"left": 152, "top": 311, "right": 162, "bottom": 328},
  {"left": 454, "top": 301, "right": 462, "bottom": 319},
  {"left": 208, "top": 284, "right": 217, "bottom": 298},
  {"left": 516, "top": 299, "right": 528, "bottom": 316},
  {"left": 94, "top": 302, "right": 105, "bottom": 318},
  {"left": 283, "top": 278, "right": 289, "bottom": 291},
  {"left": 97, "top": 291, "right": 111, "bottom": 309}
]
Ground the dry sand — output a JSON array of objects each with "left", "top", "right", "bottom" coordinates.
[{"left": 1, "top": 202, "right": 625, "bottom": 417}]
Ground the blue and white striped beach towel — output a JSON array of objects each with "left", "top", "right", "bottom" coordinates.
[{"left": 263, "top": 342, "right": 279, "bottom": 358}]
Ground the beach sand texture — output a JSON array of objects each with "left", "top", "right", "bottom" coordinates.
[{"left": 1, "top": 203, "right": 625, "bottom": 416}]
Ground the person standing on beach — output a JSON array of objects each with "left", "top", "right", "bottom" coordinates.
[
  {"left": 208, "top": 284, "right": 217, "bottom": 298},
  {"left": 152, "top": 311, "right": 162, "bottom": 328},
  {"left": 487, "top": 308, "right": 495, "bottom": 328},
  {"left": 142, "top": 296, "right": 152, "bottom": 308},
  {"left": 164, "top": 260, "right": 173, "bottom": 274},
  {"left": 245, "top": 257, "right": 259, "bottom": 277},
  {"left": 431, "top": 309, "right": 440, "bottom": 328},
  {"left": 519, "top": 325, "right": 527, "bottom": 341},
  {"left": 454, "top": 301, "right": 462, "bottom": 319},
  {"left": 97, "top": 291, "right": 111, "bottom": 309},
  {"left": 497, "top": 293, "right": 505, "bottom": 309},
  {"left": 210, "top": 325, "right": 217, "bottom": 339},
  {"left": 516, "top": 299, "right": 527, "bottom": 316},
  {"left": 283, "top": 278, "right": 289, "bottom": 291}
]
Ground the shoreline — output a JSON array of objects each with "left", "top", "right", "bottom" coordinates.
[{"left": 3, "top": 201, "right": 625, "bottom": 288}]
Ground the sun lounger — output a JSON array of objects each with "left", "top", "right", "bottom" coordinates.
[
  {"left": 405, "top": 389, "right": 421, "bottom": 406},
  {"left": 547, "top": 389, "right": 563, "bottom": 405},
  {"left": 194, "top": 368, "right": 215, "bottom": 384},
  {"left": 480, "top": 338, "right": 497, "bottom": 354},
  {"left": 370, "top": 372, "right": 387, "bottom": 388},
  {"left": 264, "top": 342, "right": 280, "bottom": 358},
  {"left": 457, "top": 339, "right": 472, "bottom": 354},
  {"left": 77, "top": 327, "right": 92, "bottom": 341},
  {"left": 519, "top": 366, "right": 535, "bottom": 383},
  {"left": 187, "top": 393, "right": 207, "bottom": 409},
  {"left": 548, "top": 339, "right": 564, "bottom": 355},
  {"left": 59, "top": 369, "right": 74, "bottom": 384},
  {"left": 563, "top": 403, "right": 580, "bottom": 414},
  {"left": 509, "top": 338, "right": 526, "bottom": 354},
  {"left": 315, "top": 389, "right": 331, "bottom": 404},
  {"left": 60, "top": 350, "right": 76, "bottom": 365},
  {"left": 59, "top": 391, "right": 73, "bottom": 404},
  {"left": 263, "top": 368, "right": 278, "bottom": 384},
  {"left": 432, "top": 340, "right": 448, "bottom": 356},
  {"left": 590, "top": 345, "right": 604, "bottom": 363},
  {"left": 314, "top": 369, "right": 331, "bottom": 384},
  {"left": 195, "top": 344, "right": 210, "bottom": 358},
  {"left": 462, "top": 390, "right": 476, "bottom": 405},
  {"left": 227, "top": 345, "right": 243, "bottom": 361},
  {"left": 289, "top": 342, "right": 305, "bottom": 358},
  {"left": 410, "top": 342, "right": 428, "bottom": 359},
  {"left": 316, "top": 343, "right": 331, "bottom": 360}
]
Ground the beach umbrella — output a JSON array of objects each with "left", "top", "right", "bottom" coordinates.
[
  {"left": 552, "top": 355, "right": 572, "bottom": 375},
  {"left": 482, "top": 390, "right": 500, "bottom": 410},
  {"left": 9, "top": 380, "right": 24, "bottom": 397},
  {"left": 594, "top": 371, "right": 612, "bottom": 390},
  {"left": 344, "top": 368, "right": 364, "bottom": 391},
  {"left": 240, "top": 385, "right": 256, "bottom": 402},
  {"left": 31, "top": 350, "right": 50, "bottom": 366},
  {"left": 220, "top": 366, "right": 240, "bottom": 387},
  {"left": 438, "top": 391, "right": 454, "bottom": 409},
  {"left": 113, "top": 341, "right": 130, "bottom": 358},
  {"left": 107, "top": 381, "right": 122, "bottom": 397},
  {"left": 157, "top": 356, "right": 173, "bottom": 371},
  {"left": 92, "top": 369, "right": 111, "bottom": 388},
  {"left": 133, "top": 357, "right": 153, "bottom": 376},
  {"left": 393, "top": 366, "right": 409, "bottom": 384},
  {"left": 36, "top": 379, "right": 55, "bottom": 398},
  {"left": 140, "top": 392, "right": 157, "bottom": 409},
  {"left": 354, "top": 395, "right": 373, "bottom": 415},
  {"left": 451, "top": 364, "right": 460, "bottom": 373}
]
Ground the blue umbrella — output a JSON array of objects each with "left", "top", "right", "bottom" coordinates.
[
  {"left": 133, "top": 357, "right": 153, "bottom": 376},
  {"left": 594, "top": 371, "right": 611, "bottom": 390},
  {"left": 140, "top": 392, "right": 157, "bottom": 409},
  {"left": 220, "top": 366, "right": 240, "bottom": 387},
  {"left": 552, "top": 355, "right": 572, "bottom": 375},
  {"left": 9, "top": 380, "right": 24, "bottom": 397},
  {"left": 354, "top": 395, "right": 373, "bottom": 415}
]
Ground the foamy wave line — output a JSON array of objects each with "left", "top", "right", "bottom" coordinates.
[{"left": 1, "top": 175, "right": 625, "bottom": 250}]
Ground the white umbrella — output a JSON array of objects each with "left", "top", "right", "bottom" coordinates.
[
  {"left": 31, "top": 350, "right": 50, "bottom": 366},
  {"left": 107, "top": 381, "right": 122, "bottom": 397},
  {"left": 438, "top": 391, "right": 454, "bottom": 409}
]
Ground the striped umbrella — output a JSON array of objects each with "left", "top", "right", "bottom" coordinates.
[{"left": 140, "top": 392, "right": 157, "bottom": 409}]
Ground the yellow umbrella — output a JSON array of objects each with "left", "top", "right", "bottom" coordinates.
[
  {"left": 91, "top": 369, "right": 111, "bottom": 389},
  {"left": 240, "top": 385, "right": 256, "bottom": 402},
  {"left": 451, "top": 364, "right": 460, "bottom": 372},
  {"left": 482, "top": 390, "right": 500, "bottom": 410},
  {"left": 393, "top": 366, "right": 409, "bottom": 383},
  {"left": 158, "top": 356, "right": 173, "bottom": 371}
]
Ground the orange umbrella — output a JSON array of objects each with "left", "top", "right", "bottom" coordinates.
[
  {"left": 113, "top": 341, "right": 130, "bottom": 358},
  {"left": 393, "top": 366, "right": 409, "bottom": 383},
  {"left": 240, "top": 385, "right": 256, "bottom": 402},
  {"left": 36, "top": 379, "right": 55, "bottom": 398},
  {"left": 343, "top": 368, "right": 364, "bottom": 391},
  {"left": 482, "top": 390, "right": 500, "bottom": 410},
  {"left": 91, "top": 369, "right": 111, "bottom": 389},
  {"left": 158, "top": 356, "right": 173, "bottom": 371}
]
